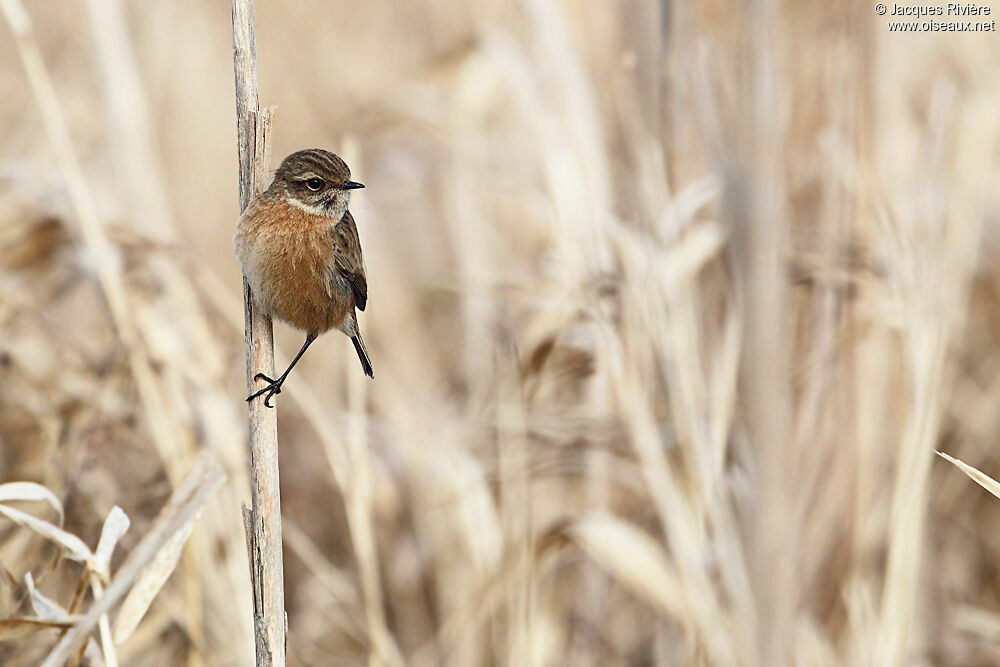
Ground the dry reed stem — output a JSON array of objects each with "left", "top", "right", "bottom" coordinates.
[
  {"left": 732, "top": 0, "right": 794, "bottom": 663},
  {"left": 190, "top": 235, "right": 409, "bottom": 663},
  {"left": 87, "top": 577, "right": 118, "bottom": 667},
  {"left": 498, "top": 376, "right": 534, "bottom": 666},
  {"left": 231, "top": 0, "right": 284, "bottom": 665},
  {"left": 84, "top": 0, "right": 174, "bottom": 239}
]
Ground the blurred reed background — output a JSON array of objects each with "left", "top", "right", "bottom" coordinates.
[{"left": 2, "top": 0, "right": 1000, "bottom": 665}]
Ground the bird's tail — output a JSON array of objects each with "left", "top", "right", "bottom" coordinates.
[{"left": 352, "top": 334, "right": 374, "bottom": 378}]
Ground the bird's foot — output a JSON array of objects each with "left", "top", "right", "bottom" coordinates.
[{"left": 246, "top": 373, "right": 283, "bottom": 408}]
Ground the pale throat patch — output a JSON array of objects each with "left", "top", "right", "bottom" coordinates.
[
  {"left": 287, "top": 191, "right": 351, "bottom": 220},
  {"left": 328, "top": 191, "right": 350, "bottom": 221}
]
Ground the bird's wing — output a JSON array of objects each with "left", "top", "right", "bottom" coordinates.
[{"left": 331, "top": 210, "right": 367, "bottom": 311}]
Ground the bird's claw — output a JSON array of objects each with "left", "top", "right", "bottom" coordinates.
[{"left": 246, "top": 375, "right": 283, "bottom": 408}]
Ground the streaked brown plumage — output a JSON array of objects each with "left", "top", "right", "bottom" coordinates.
[{"left": 235, "top": 149, "right": 372, "bottom": 407}]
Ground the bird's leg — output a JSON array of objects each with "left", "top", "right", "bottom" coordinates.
[{"left": 246, "top": 333, "right": 317, "bottom": 408}]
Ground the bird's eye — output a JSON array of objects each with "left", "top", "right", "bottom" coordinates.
[{"left": 305, "top": 178, "right": 324, "bottom": 191}]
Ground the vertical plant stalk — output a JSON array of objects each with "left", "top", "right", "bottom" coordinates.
[
  {"left": 727, "top": 0, "right": 794, "bottom": 663},
  {"left": 231, "top": 1, "right": 284, "bottom": 665}
]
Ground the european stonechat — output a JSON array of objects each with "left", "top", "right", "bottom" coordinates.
[{"left": 235, "top": 149, "right": 372, "bottom": 407}]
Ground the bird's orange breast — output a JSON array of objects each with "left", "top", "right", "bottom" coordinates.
[{"left": 234, "top": 197, "right": 352, "bottom": 335}]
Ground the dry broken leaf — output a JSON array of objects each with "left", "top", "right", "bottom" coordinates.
[
  {"left": 937, "top": 451, "right": 1000, "bottom": 500},
  {"left": 0, "top": 504, "right": 92, "bottom": 562},
  {"left": 112, "top": 515, "right": 194, "bottom": 644},
  {"left": 25, "top": 572, "right": 70, "bottom": 621},
  {"left": 93, "top": 507, "right": 131, "bottom": 583},
  {"left": 0, "top": 482, "right": 64, "bottom": 524},
  {"left": 0, "top": 617, "right": 78, "bottom": 641}
]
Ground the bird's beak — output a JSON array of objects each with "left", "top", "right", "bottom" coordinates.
[{"left": 341, "top": 181, "right": 365, "bottom": 190}]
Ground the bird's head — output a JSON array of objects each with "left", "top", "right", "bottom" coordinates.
[{"left": 270, "top": 149, "right": 364, "bottom": 219}]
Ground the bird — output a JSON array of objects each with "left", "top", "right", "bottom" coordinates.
[{"left": 235, "top": 148, "right": 372, "bottom": 407}]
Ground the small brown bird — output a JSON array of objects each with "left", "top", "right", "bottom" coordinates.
[{"left": 235, "top": 149, "right": 372, "bottom": 407}]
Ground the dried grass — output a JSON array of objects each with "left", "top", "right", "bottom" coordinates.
[{"left": 2, "top": 1, "right": 1000, "bottom": 665}]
